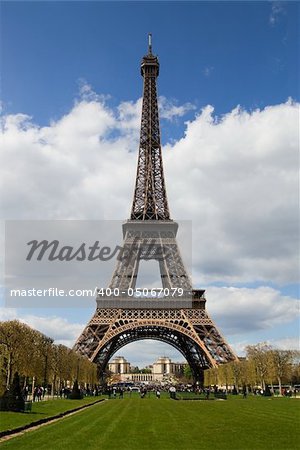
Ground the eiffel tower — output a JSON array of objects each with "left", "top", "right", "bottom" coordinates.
[{"left": 74, "top": 35, "right": 237, "bottom": 382}]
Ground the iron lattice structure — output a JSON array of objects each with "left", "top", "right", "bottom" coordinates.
[
  {"left": 74, "top": 36, "right": 237, "bottom": 382},
  {"left": 130, "top": 37, "right": 170, "bottom": 221}
]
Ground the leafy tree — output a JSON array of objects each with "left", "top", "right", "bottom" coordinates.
[
  {"left": 108, "top": 374, "right": 121, "bottom": 384},
  {"left": 271, "top": 350, "right": 298, "bottom": 394},
  {"left": 246, "top": 343, "right": 272, "bottom": 390},
  {"left": 291, "top": 360, "right": 300, "bottom": 385},
  {"left": 0, "top": 321, "right": 29, "bottom": 388},
  {"left": 0, "top": 320, "right": 97, "bottom": 393},
  {"left": 204, "top": 368, "right": 213, "bottom": 386},
  {"left": 217, "top": 363, "right": 233, "bottom": 391},
  {"left": 140, "top": 368, "right": 152, "bottom": 374},
  {"left": 183, "top": 365, "right": 193, "bottom": 381},
  {"left": 204, "top": 345, "right": 300, "bottom": 393}
]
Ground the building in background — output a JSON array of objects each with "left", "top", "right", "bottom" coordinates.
[
  {"left": 108, "top": 356, "right": 131, "bottom": 375},
  {"left": 152, "top": 357, "right": 186, "bottom": 379},
  {"left": 108, "top": 355, "right": 187, "bottom": 383}
]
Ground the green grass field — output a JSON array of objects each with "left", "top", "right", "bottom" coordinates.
[
  {"left": 1, "top": 395, "right": 299, "bottom": 450},
  {"left": 0, "top": 397, "right": 101, "bottom": 432}
]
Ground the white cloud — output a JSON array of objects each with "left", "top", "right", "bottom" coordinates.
[
  {"left": 272, "top": 336, "right": 300, "bottom": 351},
  {"left": 0, "top": 307, "right": 18, "bottom": 322},
  {"left": 230, "top": 336, "right": 300, "bottom": 357},
  {"left": 117, "top": 98, "right": 142, "bottom": 133},
  {"left": 116, "top": 340, "right": 185, "bottom": 367},
  {"left": 1, "top": 98, "right": 298, "bottom": 283},
  {"left": 159, "top": 96, "right": 196, "bottom": 121},
  {"left": 77, "top": 80, "right": 111, "bottom": 104},
  {"left": 0, "top": 93, "right": 299, "bottom": 359},
  {"left": 0, "top": 307, "right": 84, "bottom": 348},
  {"left": 22, "top": 315, "right": 84, "bottom": 346},
  {"left": 269, "top": 1, "right": 285, "bottom": 26},
  {"left": 0, "top": 98, "right": 136, "bottom": 220},
  {"left": 202, "top": 66, "right": 214, "bottom": 77},
  {"left": 206, "top": 286, "right": 299, "bottom": 334},
  {"left": 165, "top": 100, "right": 299, "bottom": 284}
]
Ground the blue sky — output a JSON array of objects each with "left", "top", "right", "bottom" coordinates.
[
  {"left": 1, "top": 1, "right": 299, "bottom": 367},
  {"left": 2, "top": 1, "right": 298, "bottom": 124}
]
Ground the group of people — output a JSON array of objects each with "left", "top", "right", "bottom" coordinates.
[
  {"left": 140, "top": 386, "right": 177, "bottom": 399},
  {"left": 58, "top": 386, "right": 100, "bottom": 398},
  {"left": 33, "top": 386, "right": 46, "bottom": 401},
  {"left": 106, "top": 385, "right": 177, "bottom": 399},
  {"left": 107, "top": 387, "right": 124, "bottom": 399},
  {"left": 139, "top": 387, "right": 162, "bottom": 398}
]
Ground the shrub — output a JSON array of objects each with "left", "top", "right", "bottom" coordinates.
[
  {"left": 69, "top": 380, "right": 83, "bottom": 399},
  {"left": 0, "top": 372, "right": 25, "bottom": 411}
]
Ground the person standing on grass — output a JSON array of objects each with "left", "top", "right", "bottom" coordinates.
[
  {"left": 169, "top": 386, "right": 176, "bottom": 399},
  {"left": 205, "top": 388, "right": 210, "bottom": 400},
  {"left": 156, "top": 389, "right": 161, "bottom": 399}
]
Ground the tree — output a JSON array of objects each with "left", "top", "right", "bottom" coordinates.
[
  {"left": 107, "top": 374, "right": 121, "bottom": 384},
  {"left": 204, "top": 368, "right": 213, "bottom": 386},
  {"left": 0, "top": 321, "right": 29, "bottom": 388},
  {"left": 291, "top": 359, "right": 300, "bottom": 385},
  {"left": 246, "top": 343, "right": 272, "bottom": 390},
  {"left": 217, "top": 363, "right": 233, "bottom": 391},
  {"left": 0, "top": 320, "right": 98, "bottom": 394},
  {"left": 183, "top": 365, "right": 193, "bottom": 381},
  {"left": 270, "top": 350, "right": 297, "bottom": 395},
  {"left": 203, "top": 367, "right": 219, "bottom": 387},
  {"left": 39, "top": 335, "right": 54, "bottom": 388},
  {"left": 140, "top": 368, "right": 152, "bottom": 374}
]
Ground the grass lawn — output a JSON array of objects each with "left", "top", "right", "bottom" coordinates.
[
  {"left": 0, "top": 396, "right": 103, "bottom": 432},
  {"left": 0, "top": 394, "right": 299, "bottom": 450}
]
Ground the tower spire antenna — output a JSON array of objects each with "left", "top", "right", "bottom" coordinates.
[
  {"left": 132, "top": 33, "right": 167, "bottom": 220},
  {"left": 148, "top": 33, "right": 152, "bottom": 54}
]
